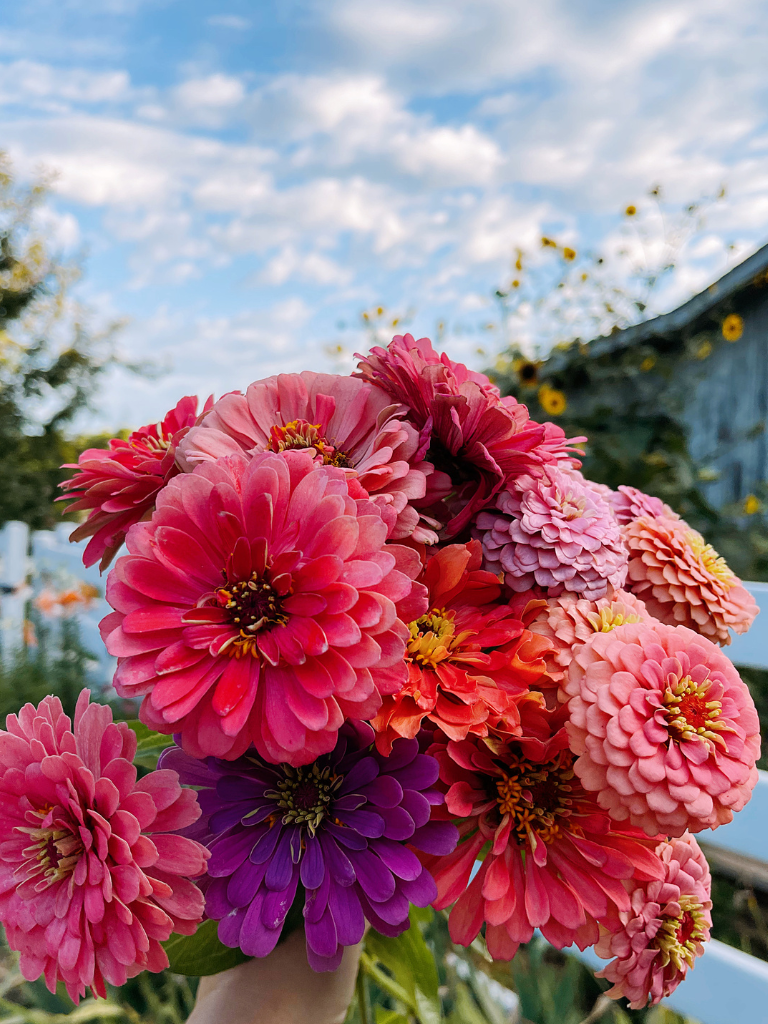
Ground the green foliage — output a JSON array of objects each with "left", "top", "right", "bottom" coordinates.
[
  {"left": 362, "top": 907, "right": 441, "bottom": 1024},
  {"left": 163, "top": 921, "right": 250, "bottom": 978},
  {"left": 126, "top": 720, "right": 175, "bottom": 771},
  {"left": 0, "top": 153, "right": 132, "bottom": 531}
]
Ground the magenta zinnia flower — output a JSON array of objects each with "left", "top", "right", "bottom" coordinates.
[
  {"left": 60, "top": 395, "right": 210, "bottom": 570},
  {"left": 102, "top": 450, "right": 426, "bottom": 765},
  {"left": 178, "top": 371, "right": 438, "bottom": 543},
  {"left": 356, "top": 334, "right": 580, "bottom": 539},
  {"left": 596, "top": 833, "right": 712, "bottom": 1008},
  {"left": 0, "top": 692, "right": 207, "bottom": 1003},
  {"left": 421, "top": 715, "right": 664, "bottom": 960},
  {"left": 160, "top": 722, "right": 457, "bottom": 971},
  {"left": 565, "top": 621, "right": 760, "bottom": 836},
  {"left": 476, "top": 467, "right": 628, "bottom": 601}
]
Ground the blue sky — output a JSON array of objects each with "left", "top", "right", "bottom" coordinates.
[{"left": 2, "top": 0, "right": 768, "bottom": 429}]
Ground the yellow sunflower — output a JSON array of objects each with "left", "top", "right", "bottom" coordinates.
[
  {"left": 538, "top": 385, "right": 567, "bottom": 416},
  {"left": 722, "top": 313, "right": 744, "bottom": 342}
]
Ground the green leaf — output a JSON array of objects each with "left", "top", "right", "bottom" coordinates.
[
  {"left": 126, "top": 720, "right": 175, "bottom": 771},
  {"left": 162, "top": 920, "right": 250, "bottom": 976},
  {"left": 375, "top": 1011, "right": 410, "bottom": 1024},
  {"left": 363, "top": 907, "right": 441, "bottom": 1023}
]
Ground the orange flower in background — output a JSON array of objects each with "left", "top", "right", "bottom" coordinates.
[
  {"left": 721, "top": 313, "right": 743, "bottom": 341},
  {"left": 34, "top": 581, "right": 100, "bottom": 618},
  {"left": 371, "top": 541, "right": 553, "bottom": 753}
]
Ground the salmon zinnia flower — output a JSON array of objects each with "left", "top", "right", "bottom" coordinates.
[
  {"left": 596, "top": 833, "right": 712, "bottom": 1008},
  {"left": 102, "top": 450, "right": 426, "bottom": 766},
  {"left": 624, "top": 515, "right": 758, "bottom": 644},
  {"left": 370, "top": 541, "right": 553, "bottom": 753},
  {"left": 59, "top": 395, "right": 210, "bottom": 570},
  {"left": 178, "top": 371, "right": 438, "bottom": 543},
  {"left": 565, "top": 621, "right": 760, "bottom": 837},
  {"left": 0, "top": 692, "right": 207, "bottom": 1003},
  {"left": 422, "top": 715, "right": 664, "bottom": 960}
]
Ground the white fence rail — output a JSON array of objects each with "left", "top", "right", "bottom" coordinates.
[{"left": 2, "top": 521, "right": 768, "bottom": 1020}]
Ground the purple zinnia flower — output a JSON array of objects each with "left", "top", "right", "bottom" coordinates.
[{"left": 160, "top": 722, "right": 457, "bottom": 971}]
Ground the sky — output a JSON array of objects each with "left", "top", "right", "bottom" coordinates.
[{"left": 2, "top": 0, "right": 768, "bottom": 430}]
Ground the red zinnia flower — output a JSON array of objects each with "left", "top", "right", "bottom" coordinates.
[
  {"left": 0, "top": 692, "right": 207, "bottom": 1003},
  {"left": 356, "top": 334, "right": 581, "bottom": 539},
  {"left": 371, "top": 541, "right": 553, "bottom": 753},
  {"left": 422, "top": 712, "right": 664, "bottom": 960},
  {"left": 60, "top": 395, "right": 211, "bottom": 570},
  {"left": 102, "top": 450, "right": 426, "bottom": 766}
]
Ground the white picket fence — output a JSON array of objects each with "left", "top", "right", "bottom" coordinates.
[{"left": 1, "top": 522, "right": 768, "bottom": 1021}]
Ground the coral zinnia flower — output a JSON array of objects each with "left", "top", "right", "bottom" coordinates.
[
  {"left": 0, "top": 692, "right": 207, "bottom": 1003},
  {"left": 60, "top": 395, "right": 210, "bottom": 570},
  {"left": 421, "top": 715, "right": 664, "bottom": 960},
  {"left": 565, "top": 621, "right": 760, "bottom": 837},
  {"left": 102, "top": 450, "right": 426, "bottom": 766},
  {"left": 530, "top": 589, "right": 653, "bottom": 697},
  {"left": 477, "top": 467, "right": 628, "bottom": 601},
  {"left": 624, "top": 515, "right": 758, "bottom": 644},
  {"left": 178, "top": 371, "right": 438, "bottom": 543},
  {"left": 596, "top": 833, "right": 712, "bottom": 1008},
  {"left": 160, "top": 722, "right": 457, "bottom": 971},
  {"left": 607, "top": 485, "right": 678, "bottom": 525},
  {"left": 356, "top": 334, "right": 580, "bottom": 539},
  {"left": 371, "top": 541, "right": 554, "bottom": 753}
]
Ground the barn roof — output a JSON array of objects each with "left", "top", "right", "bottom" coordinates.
[{"left": 586, "top": 241, "right": 768, "bottom": 358}]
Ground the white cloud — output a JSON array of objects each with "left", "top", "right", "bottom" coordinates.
[
  {"left": 207, "top": 14, "right": 252, "bottom": 30},
  {"left": 0, "top": 60, "right": 130, "bottom": 105}
]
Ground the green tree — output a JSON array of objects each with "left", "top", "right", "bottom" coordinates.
[{"left": 0, "top": 152, "right": 128, "bottom": 530}]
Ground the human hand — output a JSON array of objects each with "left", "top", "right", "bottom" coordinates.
[{"left": 185, "top": 929, "right": 362, "bottom": 1024}]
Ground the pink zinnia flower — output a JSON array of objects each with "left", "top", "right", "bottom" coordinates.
[
  {"left": 0, "top": 692, "right": 207, "bottom": 1003},
  {"left": 608, "top": 485, "right": 678, "bottom": 525},
  {"left": 625, "top": 515, "right": 759, "bottom": 644},
  {"left": 356, "top": 334, "right": 580, "bottom": 539},
  {"left": 565, "top": 621, "right": 760, "bottom": 837},
  {"left": 178, "top": 371, "right": 438, "bottom": 543},
  {"left": 370, "top": 541, "right": 554, "bottom": 753},
  {"left": 476, "top": 467, "right": 628, "bottom": 601},
  {"left": 530, "top": 589, "right": 653, "bottom": 696},
  {"left": 102, "top": 450, "right": 426, "bottom": 766},
  {"left": 60, "top": 395, "right": 210, "bottom": 570},
  {"left": 421, "top": 712, "right": 664, "bottom": 960},
  {"left": 596, "top": 834, "right": 712, "bottom": 1009}
]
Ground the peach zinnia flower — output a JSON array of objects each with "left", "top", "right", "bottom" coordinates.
[
  {"left": 596, "top": 833, "right": 712, "bottom": 1009},
  {"left": 102, "top": 450, "right": 425, "bottom": 766},
  {"left": 565, "top": 621, "right": 760, "bottom": 836},
  {"left": 0, "top": 692, "right": 207, "bottom": 1003},
  {"left": 59, "top": 395, "right": 209, "bottom": 570},
  {"left": 625, "top": 515, "right": 758, "bottom": 644},
  {"left": 529, "top": 589, "right": 652, "bottom": 696},
  {"left": 179, "top": 371, "right": 438, "bottom": 543},
  {"left": 370, "top": 541, "right": 553, "bottom": 753}
]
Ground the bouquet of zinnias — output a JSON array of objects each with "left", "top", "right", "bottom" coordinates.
[{"left": 1, "top": 334, "right": 759, "bottom": 1010}]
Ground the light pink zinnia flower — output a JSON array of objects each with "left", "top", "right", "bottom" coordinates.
[
  {"left": 565, "top": 621, "right": 760, "bottom": 836},
  {"left": 530, "top": 589, "right": 653, "bottom": 695},
  {"left": 596, "top": 833, "right": 712, "bottom": 1009},
  {"left": 476, "top": 467, "right": 628, "bottom": 601},
  {"left": 178, "top": 371, "right": 438, "bottom": 543},
  {"left": 608, "top": 485, "right": 678, "bottom": 525},
  {"left": 0, "top": 692, "right": 207, "bottom": 1003},
  {"left": 102, "top": 450, "right": 426, "bottom": 766},
  {"left": 625, "top": 515, "right": 759, "bottom": 644},
  {"left": 59, "top": 395, "right": 211, "bottom": 570},
  {"left": 356, "top": 334, "right": 581, "bottom": 539}
]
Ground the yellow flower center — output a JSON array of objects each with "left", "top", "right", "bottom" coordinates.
[
  {"left": 18, "top": 806, "right": 83, "bottom": 890},
  {"left": 654, "top": 895, "right": 709, "bottom": 972},
  {"left": 587, "top": 604, "right": 642, "bottom": 633},
  {"left": 662, "top": 675, "right": 732, "bottom": 751},
  {"left": 268, "top": 419, "right": 350, "bottom": 467},
  {"left": 495, "top": 752, "right": 575, "bottom": 846},
  {"left": 407, "top": 609, "right": 473, "bottom": 669},
  {"left": 686, "top": 531, "right": 736, "bottom": 589},
  {"left": 216, "top": 574, "right": 289, "bottom": 658}
]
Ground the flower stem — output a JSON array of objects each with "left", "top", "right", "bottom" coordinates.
[{"left": 356, "top": 966, "right": 371, "bottom": 1024}]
